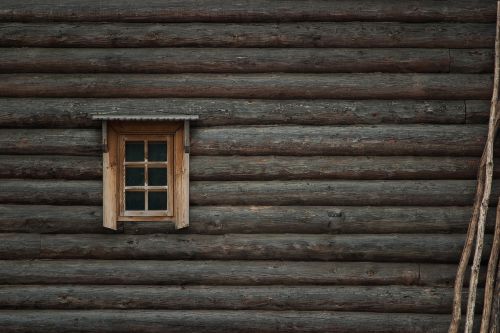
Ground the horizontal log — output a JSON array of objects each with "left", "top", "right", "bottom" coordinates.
[
  {"left": 1, "top": 48, "right": 492, "bottom": 74},
  {"left": 0, "top": 99, "right": 469, "bottom": 127},
  {"left": 0, "top": 74, "right": 491, "bottom": 99},
  {"left": 17, "top": 233, "right": 486, "bottom": 262},
  {"left": 0, "top": 155, "right": 100, "bottom": 179},
  {"left": 0, "top": 233, "right": 39, "bottom": 259},
  {"left": 0, "top": 0, "right": 495, "bottom": 23},
  {"left": 191, "top": 180, "right": 500, "bottom": 206},
  {"left": 0, "top": 310, "right": 462, "bottom": 333},
  {"left": 0, "top": 205, "right": 119, "bottom": 234},
  {"left": 3, "top": 155, "right": 499, "bottom": 181},
  {"left": 450, "top": 49, "right": 494, "bottom": 73},
  {"left": 466, "top": 100, "right": 490, "bottom": 123},
  {"left": 129, "top": 206, "right": 497, "bottom": 235},
  {"left": 0, "top": 47, "right": 466, "bottom": 74},
  {"left": 0, "top": 285, "right": 481, "bottom": 314},
  {"left": 0, "top": 233, "right": 485, "bottom": 262},
  {"left": 0, "top": 260, "right": 464, "bottom": 286},
  {"left": 2, "top": 125, "right": 493, "bottom": 157},
  {"left": 0, "top": 23, "right": 494, "bottom": 48},
  {"left": 0, "top": 205, "right": 495, "bottom": 235},
  {"left": 0, "top": 129, "right": 100, "bottom": 156},
  {"left": 190, "top": 156, "right": 500, "bottom": 181},
  {"left": 0, "top": 180, "right": 101, "bottom": 205},
  {"left": 1, "top": 179, "right": 498, "bottom": 206},
  {"left": 191, "top": 125, "right": 493, "bottom": 156}
]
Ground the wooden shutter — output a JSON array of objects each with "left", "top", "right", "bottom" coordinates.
[
  {"left": 102, "top": 121, "right": 118, "bottom": 230},
  {"left": 174, "top": 122, "right": 190, "bottom": 229}
]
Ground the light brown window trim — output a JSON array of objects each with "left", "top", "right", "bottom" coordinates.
[
  {"left": 118, "top": 134, "right": 174, "bottom": 218},
  {"left": 101, "top": 120, "right": 190, "bottom": 230}
]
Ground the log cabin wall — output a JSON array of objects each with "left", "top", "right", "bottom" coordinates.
[{"left": 0, "top": 0, "right": 498, "bottom": 332}]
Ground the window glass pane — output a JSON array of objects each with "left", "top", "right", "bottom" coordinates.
[
  {"left": 125, "top": 141, "right": 144, "bottom": 162},
  {"left": 148, "top": 168, "right": 167, "bottom": 186},
  {"left": 149, "top": 191, "right": 167, "bottom": 210},
  {"left": 148, "top": 142, "right": 167, "bottom": 161},
  {"left": 126, "top": 167, "right": 145, "bottom": 186},
  {"left": 125, "top": 191, "right": 145, "bottom": 210}
]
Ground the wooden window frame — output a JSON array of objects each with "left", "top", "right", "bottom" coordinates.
[
  {"left": 102, "top": 121, "right": 190, "bottom": 230},
  {"left": 119, "top": 134, "right": 174, "bottom": 218}
]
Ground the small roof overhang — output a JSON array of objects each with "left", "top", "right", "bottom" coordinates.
[{"left": 92, "top": 114, "right": 199, "bottom": 121}]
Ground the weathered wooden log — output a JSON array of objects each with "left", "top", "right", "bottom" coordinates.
[
  {"left": 466, "top": 100, "right": 491, "bottom": 124},
  {"left": 0, "top": 233, "right": 39, "bottom": 259},
  {"left": 0, "top": 205, "right": 495, "bottom": 235},
  {"left": 191, "top": 125, "right": 493, "bottom": 156},
  {"left": 0, "top": 74, "right": 491, "bottom": 99},
  {"left": 0, "top": 155, "right": 100, "bottom": 179},
  {"left": 1, "top": 179, "right": 498, "bottom": 206},
  {"left": 0, "top": 205, "right": 118, "bottom": 234},
  {"left": 2, "top": 125, "right": 494, "bottom": 157},
  {"left": 0, "top": 129, "right": 100, "bottom": 156},
  {"left": 0, "top": 310, "right": 464, "bottom": 333},
  {"left": 128, "top": 206, "right": 497, "bottom": 235},
  {"left": 0, "top": 23, "right": 494, "bottom": 48},
  {"left": 0, "top": 48, "right": 456, "bottom": 74},
  {"left": 0, "top": 205, "right": 495, "bottom": 234},
  {"left": 0, "top": 234, "right": 467, "bottom": 261},
  {"left": 0, "top": 180, "right": 101, "bottom": 205},
  {"left": 1, "top": 48, "right": 492, "bottom": 74},
  {"left": 191, "top": 180, "right": 500, "bottom": 206},
  {"left": 0, "top": 0, "right": 495, "bottom": 23},
  {"left": 18, "top": 233, "right": 489, "bottom": 262},
  {"left": 190, "top": 156, "right": 500, "bottom": 181},
  {"left": 450, "top": 49, "right": 494, "bottom": 74},
  {"left": 0, "top": 98, "right": 469, "bottom": 127},
  {"left": 3, "top": 155, "right": 499, "bottom": 181},
  {"left": 0, "top": 260, "right": 459, "bottom": 286},
  {"left": 0, "top": 285, "right": 482, "bottom": 314}
]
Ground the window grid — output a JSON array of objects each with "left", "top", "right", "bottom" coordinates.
[{"left": 120, "top": 135, "right": 174, "bottom": 217}]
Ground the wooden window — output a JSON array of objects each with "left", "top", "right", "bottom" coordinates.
[
  {"left": 120, "top": 135, "right": 174, "bottom": 217},
  {"left": 95, "top": 118, "right": 195, "bottom": 230}
]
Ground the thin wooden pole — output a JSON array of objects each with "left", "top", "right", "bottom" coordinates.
[
  {"left": 489, "top": 264, "right": 500, "bottom": 333},
  {"left": 481, "top": 198, "right": 500, "bottom": 333},
  {"left": 449, "top": 2, "right": 500, "bottom": 333}
]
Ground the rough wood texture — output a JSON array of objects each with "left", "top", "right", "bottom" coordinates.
[
  {"left": 453, "top": 7, "right": 500, "bottom": 331},
  {"left": 0, "top": 155, "right": 100, "bottom": 179},
  {"left": 450, "top": 49, "right": 494, "bottom": 74},
  {"left": 0, "top": 205, "right": 117, "bottom": 234},
  {"left": 0, "top": 129, "right": 100, "bottom": 156},
  {"left": 1, "top": 179, "right": 498, "bottom": 206},
  {"left": 0, "top": 285, "right": 481, "bottom": 313},
  {"left": 0, "top": 74, "right": 491, "bottom": 99},
  {"left": 20, "top": 233, "right": 489, "bottom": 262},
  {"left": 191, "top": 125, "right": 493, "bottom": 156},
  {"left": 0, "top": 0, "right": 495, "bottom": 23},
  {"left": 0, "top": 260, "right": 465, "bottom": 286},
  {"left": 0, "top": 23, "right": 494, "bottom": 48},
  {"left": 0, "top": 180, "right": 101, "bottom": 205},
  {"left": 2, "top": 125, "right": 494, "bottom": 157},
  {"left": 467, "top": 100, "right": 491, "bottom": 124},
  {"left": 480, "top": 200, "right": 500, "bottom": 332},
  {"left": 3, "top": 155, "right": 500, "bottom": 181},
  {"left": 0, "top": 99, "right": 469, "bottom": 127},
  {"left": 0, "top": 233, "right": 39, "bottom": 259},
  {"left": 0, "top": 205, "right": 495, "bottom": 235},
  {"left": 0, "top": 310, "right": 464, "bottom": 333},
  {"left": 190, "top": 180, "right": 500, "bottom": 206},
  {"left": 0, "top": 48, "right": 475, "bottom": 74},
  {"left": 128, "top": 206, "right": 497, "bottom": 235},
  {"left": 190, "top": 156, "right": 500, "bottom": 181}
]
